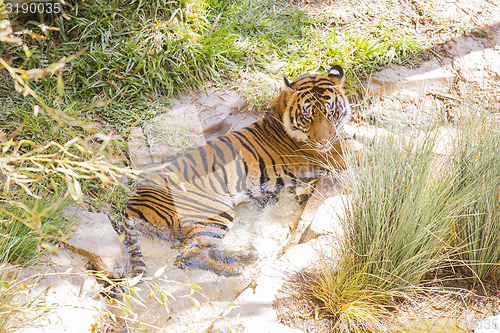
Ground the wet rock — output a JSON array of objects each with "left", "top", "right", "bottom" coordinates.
[
  {"left": 149, "top": 141, "right": 179, "bottom": 165},
  {"left": 196, "top": 89, "right": 253, "bottom": 141},
  {"left": 63, "top": 205, "right": 128, "bottom": 279},
  {"left": 142, "top": 104, "right": 204, "bottom": 161},
  {"left": 299, "top": 194, "right": 349, "bottom": 243},
  {"left": 474, "top": 315, "right": 500, "bottom": 333},
  {"left": 292, "top": 175, "right": 344, "bottom": 245}
]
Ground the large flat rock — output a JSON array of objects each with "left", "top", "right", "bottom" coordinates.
[
  {"left": 128, "top": 89, "right": 258, "bottom": 169},
  {"left": 63, "top": 205, "right": 128, "bottom": 279}
]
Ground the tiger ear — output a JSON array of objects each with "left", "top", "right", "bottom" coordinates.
[
  {"left": 284, "top": 76, "right": 294, "bottom": 89},
  {"left": 328, "top": 65, "right": 344, "bottom": 83}
]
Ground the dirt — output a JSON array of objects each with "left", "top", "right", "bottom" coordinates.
[
  {"left": 296, "top": 0, "right": 500, "bottom": 128},
  {"left": 275, "top": 267, "right": 500, "bottom": 333},
  {"left": 355, "top": 2, "right": 500, "bottom": 127}
]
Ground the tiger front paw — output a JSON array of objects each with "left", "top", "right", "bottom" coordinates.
[{"left": 175, "top": 243, "right": 258, "bottom": 277}]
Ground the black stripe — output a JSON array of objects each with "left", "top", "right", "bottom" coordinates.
[
  {"left": 198, "top": 221, "right": 230, "bottom": 231},
  {"left": 183, "top": 151, "right": 203, "bottom": 179},
  {"left": 208, "top": 141, "right": 228, "bottom": 192},
  {"left": 235, "top": 126, "right": 277, "bottom": 168},
  {"left": 168, "top": 191, "right": 232, "bottom": 215},
  {"left": 230, "top": 131, "right": 258, "bottom": 159},
  {"left": 258, "top": 118, "right": 298, "bottom": 152},
  {"left": 219, "top": 136, "right": 248, "bottom": 192},
  {"left": 180, "top": 158, "right": 192, "bottom": 182},
  {"left": 219, "top": 211, "right": 233, "bottom": 221},
  {"left": 127, "top": 205, "right": 173, "bottom": 226},
  {"left": 128, "top": 197, "right": 175, "bottom": 217},
  {"left": 199, "top": 143, "right": 209, "bottom": 173},
  {"left": 258, "top": 156, "right": 269, "bottom": 186},
  {"left": 136, "top": 187, "right": 171, "bottom": 201}
]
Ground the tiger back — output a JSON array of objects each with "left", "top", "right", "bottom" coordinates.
[{"left": 121, "top": 65, "right": 352, "bottom": 277}]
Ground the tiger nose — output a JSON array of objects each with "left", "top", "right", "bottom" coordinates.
[{"left": 318, "top": 139, "right": 329, "bottom": 145}]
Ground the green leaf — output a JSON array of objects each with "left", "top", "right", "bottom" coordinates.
[
  {"left": 189, "top": 283, "right": 202, "bottom": 290},
  {"left": 41, "top": 242, "right": 59, "bottom": 254},
  {"left": 57, "top": 71, "right": 64, "bottom": 97}
]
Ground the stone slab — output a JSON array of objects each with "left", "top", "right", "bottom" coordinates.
[{"left": 63, "top": 205, "right": 128, "bottom": 279}]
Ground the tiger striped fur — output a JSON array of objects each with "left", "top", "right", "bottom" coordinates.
[{"left": 121, "top": 65, "right": 352, "bottom": 277}]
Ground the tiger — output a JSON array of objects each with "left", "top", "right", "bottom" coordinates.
[{"left": 121, "top": 64, "right": 354, "bottom": 278}]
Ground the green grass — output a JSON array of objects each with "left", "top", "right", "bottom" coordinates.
[
  {"left": 304, "top": 132, "right": 472, "bottom": 332},
  {"left": 0, "top": 100, "right": 78, "bottom": 143},
  {"left": 0, "top": 103, "right": 136, "bottom": 267},
  {"left": 0, "top": 192, "right": 72, "bottom": 265},
  {"left": 451, "top": 105, "right": 500, "bottom": 283},
  {"left": 302, "top": 101, "right": 500, "bottom": 330},
  {"left": 82, "top": 182, "right": 131, "bottom": 220},
  {"left": 2, "top": 0, "right": 426, "bottom": 133}
]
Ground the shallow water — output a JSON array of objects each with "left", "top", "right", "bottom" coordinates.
[{"left": 118, "top": 190, "right": 305, "bottom": 332}]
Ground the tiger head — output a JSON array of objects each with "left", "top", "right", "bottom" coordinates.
[{"left": 270, "top": 65, "right": 351, "bottom": 153}]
